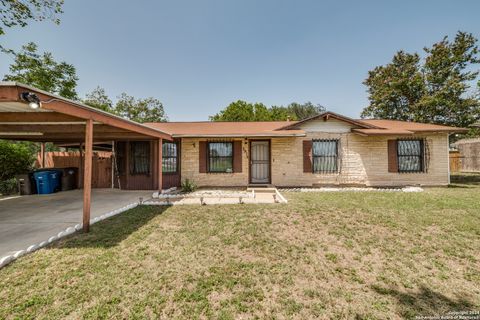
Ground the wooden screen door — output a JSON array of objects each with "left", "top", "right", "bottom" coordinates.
[{"left": 250, "top": 141, "right": 270, "bottom": 184}]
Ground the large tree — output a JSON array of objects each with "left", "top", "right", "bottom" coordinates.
[
  {"left": 3, "top": 42, "right": 78, "bottom": 99},
  {"left": 0, "top": 0, "right": 63, "bottom": 36},
  {"left": 210, "top": 100, "right": 325, "bottom": 121},
  {"left": 83, "top": 86, "right": 113, "bottom": 112},
  {"left": 210, "top": 100, "right": 272, "bottom": 121},
  {"left": 286, "top": 102, "right": 325, "bottom": 120},
  {"left": 115, "top": 93, "right": 167, "bottom": 123},
  {"left": 362, "top": 31, "right": 480, "bottom": 132}
]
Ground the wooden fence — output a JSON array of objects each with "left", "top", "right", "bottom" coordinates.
[
  {"left": 449, "top": 151, "right": 462, "bottom": 173},
  {"left": 454, "top": 139, "right": 480, "bottom": 172},
  {"left": 36, "top": 151, "right": 113, "bottom": 188}
]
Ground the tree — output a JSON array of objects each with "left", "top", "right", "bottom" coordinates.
[
  {"left": 362, "top": 31, "right": 480, "bottom": 133},
  {"left": 209, "top": 100, "right": 270, "bottom": 121},
  {"left": 286, "top": 102, "right": 325, "bottom": 120},
  {"left": 210, "top": 100, "right": 325, "bottom": 121},
  {"left": 269, "top": 105, "right": 291, "bottom": 121},
  {"left": 3, "top": 42, "right": 79, "bottom": 99},
  {"left": 361, "top": 51, "right": 425, "bottom": 121},
  {"left": 0, "top": 0, "right": 63, "bottom": 36},
  {"left": 115, "top": 93, "right": 167, "bottom": 123},
  {"left": 83, "top": 86, "right": 113, "bottom": 112}
]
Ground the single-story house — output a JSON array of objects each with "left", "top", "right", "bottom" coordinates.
[
  {"left": 145, "top": 113, "right": 466, "bottom": 188},
  {"left": 0, "top": 82, "right": 467, "bottom": 195}
]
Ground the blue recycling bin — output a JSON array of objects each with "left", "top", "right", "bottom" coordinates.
[{"left": 33, "top": 170, "right": 62, "bottom": 194}]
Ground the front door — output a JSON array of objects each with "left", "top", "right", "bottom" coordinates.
[{"left": 250, "top": 141, "right": 270, "bottom": 184}]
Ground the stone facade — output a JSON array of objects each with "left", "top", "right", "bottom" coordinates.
[
  {"left": 178, "top": 132, "right": 450, "bottom": 187},
  {"left": 271, "top": 132, "right": 449, "bottom": 187}
]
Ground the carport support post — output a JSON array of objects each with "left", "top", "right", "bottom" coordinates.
[
  {"left": 158, "top": 138, "right": 162, "bottom": 191},
  {"left": 40, "top": 142, "right": 45, "bottom": 168},
  {"left": 82, "top": 119, "right": 94, "bottom": 232}
]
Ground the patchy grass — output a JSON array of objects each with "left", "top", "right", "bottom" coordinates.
[{"left": 1, "top": 178, "right": 479, "bottom": 319}]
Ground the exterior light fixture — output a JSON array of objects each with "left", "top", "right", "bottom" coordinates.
[{"left": 19, "top": 92, "right": 42, "bottom": 110}]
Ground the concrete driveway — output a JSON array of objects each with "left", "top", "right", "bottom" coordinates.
[{"left": 0, "top": 189, "right": 153, "bottom": 257}]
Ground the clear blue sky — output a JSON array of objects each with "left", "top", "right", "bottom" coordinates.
[{"left": 1, "top": 0, "right": 479, "bottom": 121}]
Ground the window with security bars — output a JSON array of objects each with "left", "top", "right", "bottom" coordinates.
[
  {"left": 130, "top": 141, "right": 150, "bottom": 175},
  {"left": 397, "top": 139, "right": 424, "bottom": 173},
  {"left": 208, "top": 142, "right": 233, "bottom": 173},
  {"left": 162, "top": 142, "right": 178, "bottom": 173},
  {"left": 312, "top": 139, "right": 339, "bottom": 173}
]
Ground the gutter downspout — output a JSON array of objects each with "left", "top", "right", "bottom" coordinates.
[{"left": 447, "top": 133, "right": 451, "bottom": 185}]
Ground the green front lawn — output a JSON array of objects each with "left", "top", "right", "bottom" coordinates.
[{"left": 1, "top": 176, "right": 479, "bottom": 319}]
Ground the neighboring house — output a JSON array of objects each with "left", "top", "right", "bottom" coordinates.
[
  {"left": 140, "top": 112, "right": 465, "bottom": 189},
  {"left": 453, "top": 138, "right": 480, "bottom": 172}
]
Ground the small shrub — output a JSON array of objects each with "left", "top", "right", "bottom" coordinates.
[
  {"left": 0, "top": 140, "right": 34, "bottom": 181},
  {"left": 0, "top": 178, "right": 18, "bottom": 195},
  {"left": 181, "top": 179, "right": 197, "bottom": 193}
]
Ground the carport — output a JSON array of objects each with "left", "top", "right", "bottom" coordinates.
[{"left": 0, "top": 82, "right": 172, "bottom": 232}]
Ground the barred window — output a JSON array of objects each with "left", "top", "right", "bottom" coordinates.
[
  {"left": 398, "top": 139, "right": 424, "bottom": 173},
  {"left": 312, "top": 139, "right": 339, "bottom": 173},
  {"left": 130, "top": 141, "right": 150, "bottom": 175},
  {"left": 208, "top": 142, "right": 233, "bottom": 173},
  {"left": 162, "top": 142, "right": 178, "bottom": 173}
]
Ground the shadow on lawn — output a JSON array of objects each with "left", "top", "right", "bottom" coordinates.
[
  {"left": 372, "top": 285, "right": 474, "bottom": 318},
  {"left": 450, "top": 173, "right": 480, "bottom": 186},
  {"left": 57, "top": 205, "right": 169, "bottom": 249}
]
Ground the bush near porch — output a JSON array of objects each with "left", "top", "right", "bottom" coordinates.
[
  {"left": 0, "top": 140, "right": 35, "bottom": 195},
  {"left": 0, "top": 174, "right": 479, "bottom": 319}
]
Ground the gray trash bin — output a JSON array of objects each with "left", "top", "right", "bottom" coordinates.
[
  {"left": 16, "top": 173, "right": 36, "bottom": 195},
  {"left": 60, "top": 167, "right": 78, "bottom": 191}
]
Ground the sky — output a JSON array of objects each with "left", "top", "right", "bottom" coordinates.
[{"left": 1, "top": 0, "right": 479, "bottom": 121}]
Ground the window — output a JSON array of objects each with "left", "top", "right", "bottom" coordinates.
[
  {"left": 130, "top": 141, "right": 150, "bottom": 175},
  {"left": 208, "top": 142, "right": 233, "bottom": 173},
  {"left": 312, "top": 139, "right": 339, "bottom": 173},
  {"left": 162, "top": 142, "right": 178, "bottom": 173},
  {"left": 397, "top": 139, "right": 424, "bottom": 173}
]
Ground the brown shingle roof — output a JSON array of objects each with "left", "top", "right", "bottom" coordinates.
[
  {"left": 145, "top": 114, "right": 467, "bottom": 137},
  {"left": 145, "top": 121, "right": 305, "bottom": 137}
]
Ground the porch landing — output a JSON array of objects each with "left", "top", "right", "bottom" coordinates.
[{"left": 145, "top": 187, "right": 287, "bottom": 205}]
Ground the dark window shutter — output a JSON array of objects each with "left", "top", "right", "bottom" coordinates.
[
  {"left": 303, "top": 140, "right": 313, "bottom": 173},
  {"left": 199, "top": 141, "right": 207, "bottom": 173},
  {"left": 233, "top": 141, "right": 242, "bottom": 173},
  {"left": 388, "top": 140, "right": 398, "bottom": 173}
]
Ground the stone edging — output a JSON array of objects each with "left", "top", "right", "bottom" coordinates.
[
  {"left": 278, "top": 187, "right": 423, "bottom": 193},
  {"left": 0, "top": 202, "right": 139, "bottom": 270}
]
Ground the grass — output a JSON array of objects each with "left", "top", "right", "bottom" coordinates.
[{"left": 1, "top": 174, "right": 479, "bottom": 319}]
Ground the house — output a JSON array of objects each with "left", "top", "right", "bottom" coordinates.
[
  {"left": 144, "top": 113, "right": 466, "bottom": 189},
  {"left": 0, "top": 82, "right": 467, "bottom": 194}
]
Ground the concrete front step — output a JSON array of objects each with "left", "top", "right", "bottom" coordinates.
[{"left": 247, "top": 187, "right": 277, "bottom": 193}]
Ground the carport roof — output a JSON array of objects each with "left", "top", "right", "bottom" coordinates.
[{"left": 0, "top": 82, "right": 172, "bottom": 142}]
